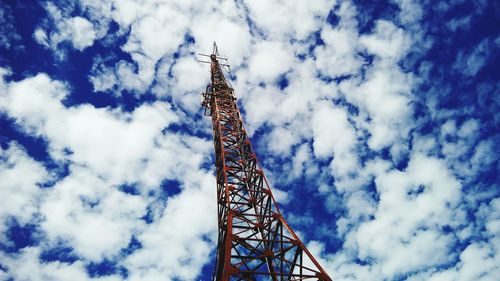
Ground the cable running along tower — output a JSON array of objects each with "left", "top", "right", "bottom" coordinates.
[{"left": 200, "top": 43, "right": 332, "bottom": 281}]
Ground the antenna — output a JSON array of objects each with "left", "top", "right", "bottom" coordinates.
[
  {"left": 212, "top": 41, "right": 218, "bottom": 56},
  {"left": 196, "top": 42, "right": 231, "bottom": 72}
]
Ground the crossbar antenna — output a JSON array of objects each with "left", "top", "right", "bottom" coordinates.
[{"left": 197, "top": 42, "right": 231, "bottom": 72}]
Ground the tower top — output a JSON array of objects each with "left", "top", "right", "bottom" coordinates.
[
  {"left": 198, "top": 42, "right": 229, "bottom": 67},
  {"left": 212, "top": 41, "right": 219, "bottom": 56}
]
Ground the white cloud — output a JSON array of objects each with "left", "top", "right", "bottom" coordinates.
[
  {"left": 290, "top": 143, "right": 314, "bottom": 179},
  {"left": 314, "top": 2, "right": 363, "bottom": 77},
  {"left": 3, "top": 1, "right": 498, "bottom": 280},
  {"left": 161, "top": 55, "right": 211, "bottom": 112},
  {"left": 190, "top": 8, "right": 251, "bottom": 66},
  {"left": 315, "top": 26, "right": 363, "bottom": 77},
  {"left": 0, "top": 68, "right": 216, "bottom": 276},
  {"left": 394, "top": 0, "right": 423, "bottom": 25},
  {"left": 447, "top": 15, "right": 472, "bottom": 32},
  {"left": 67, "top": 17, "right": 97, "bottom": 50},
  {"left": 0, "top": 72, "right": 68, "bottom": 133},
  {"left": 312, "top": 102, "right": 358, "bottom": 177},
  {"left": 243, "top": 0, "right": 333, "bottom": 40},
  {"left": 238, "top": 58, "right": 338, "bottom": 139},
  {"left": 88, "top": 62, "right": 118, "bottom": 93},
  {"left": 34, "top": 3, "right": 98, "bottom": 56},
  {"left": 360, "top": 20, "right": 411, "bottom": 61},
  {"left": 340, "top": 60, "right": 413, "bottom": 151},
  {"left": 124, "top": 173, "right": 216, "bottom": 281},
  {"left": 109, "top": 0, "right": 144, "bottom": 27},
  {"left": 33, "top": 28, "right": 49, "bottom": 47},
  {"left": 454, "top": 38, "right": 491, "bottom": 77},
  {"left": 0, "top": 143, "right": 48, "bottom": 242},
  {"left": 0, "top": 5, "right": 22, "bottom": 50},
  {"left": 426, "top": 198, "right": 500, "bottom": 281},
  {"left": 39, "top": 165, "right": 147, "bottom": 259},
  {"left": 83, "top": 0, "right": 253, "bottom": 95},
  {"left": 265, "top": 126, "right": 299, "bottom": 155},
  {"left": 318, "top": 154, "right": 465, "bottom": 280},
  {"left": 0, "top": 247, "right": 121, "bottom": 281},
  {"left": 438, "top": 118, "right": 496, "bottom": 183},
  {"left": 241, "top": 86, "right": 284, "bottom": 130},
  {"left": 0, "top": 72, "right": 183, "bottom": 185},
  {"left": 353, "top": 153, "right": 461, "bottom": 278},
  {"left": 247, "top": 41, "right": 294, "bottom": 83}
]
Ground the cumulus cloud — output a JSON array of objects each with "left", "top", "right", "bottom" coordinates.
[
  {"left": 340, "top": 61, "right": 413, "bottom": 152},
  {"left": 355, "top": 154, "right": 461, "bottom": 277},
  {"left": 1, "top": 71, "right": 182, "bottom": 185},
  {"left": 360, "top": 20, "right": 411, "bottom": 61},
  {"left": 454, "top": 38, "right": 492, "bottom": 77},
  {"left": 248, "top": 41, "right": 294, "bottom": 83},
  {"left": 33, "top": 3, "right": 98, "bottom": 58},
  {"left": 315, "top": 25, "right": 363, "bottom": 77},
  {"left": 40, "top": 167, "right": 147, "bottom": 261},
  {"left": 86, "top": 0, "right": 253, "bottom": 95},
  {"left": 0, "top": 143, "right": 48, "bottom": 242},
  {"left": 0, "top": 68, "right": 215, "bottom": 277},
  {"left": 0, "top": 247, "right": 120, "bottom": 281},
  {"left": 424, "top": 198, "right": 500, "bottom": 281},
  {"left": 312, "top": 102, "right": 358, "bottom": 177},
  {"left": 0, "top": 4, "right": 22, "bottom": 50},
  {"left": 124, "top": 179, "right": 216, "bottom": 280},
  {"left": 2, "top": 0, "right": 498, "bottom": 280},
  {"left": 243, "top": 0, "right": 333, "bottom": 40}
]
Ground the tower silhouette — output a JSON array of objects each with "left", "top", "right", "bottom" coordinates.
[{"left": 201, "top": 43, "right": 332, "bottom": 281}]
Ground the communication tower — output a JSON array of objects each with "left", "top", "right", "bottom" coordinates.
[{"left": 200, "top": 43, "right": 332, "bottom": 281}]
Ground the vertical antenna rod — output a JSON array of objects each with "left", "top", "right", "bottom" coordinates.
[{"left": 201, "top": 42, "right": 332, "bottom": 281}]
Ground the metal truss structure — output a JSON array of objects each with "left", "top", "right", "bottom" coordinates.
[{"left": 200, "top": 43, "right": 332, "bottom": 281}]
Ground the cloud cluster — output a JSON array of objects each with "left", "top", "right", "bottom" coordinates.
[
  {"left": 34, "top": 3, "right": 99, "bottom": 59},
  {"left": 0, "top": 68, "right": 216, "bottom": 279},
  {"left": 0, "top": 5, "right": 22, "bottom": 51},
  {"left": 0, "top": 0, "right": 498, "bottom": 280}
]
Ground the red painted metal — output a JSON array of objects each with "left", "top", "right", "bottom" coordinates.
[{"left": 202, "top": 43, "right": 332, "bottom": 281}]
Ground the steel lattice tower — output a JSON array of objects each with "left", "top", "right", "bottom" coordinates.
[{"left": 200, "top": 43, "right": 332, "bottom": 281}]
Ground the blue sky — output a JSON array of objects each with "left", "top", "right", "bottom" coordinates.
[{"left": 0, "top": 0, "right": 499, "bottom": 280}]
